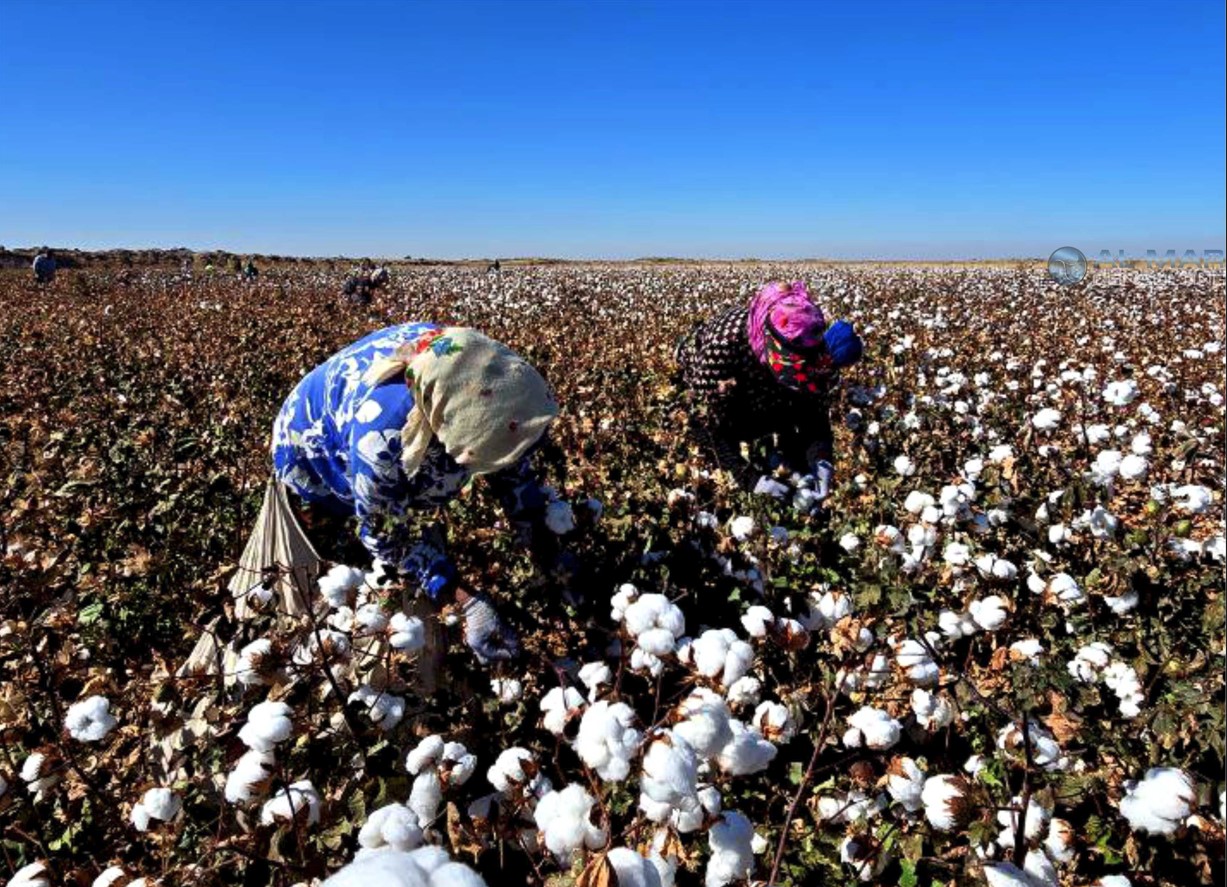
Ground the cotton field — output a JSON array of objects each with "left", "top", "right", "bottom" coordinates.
[{"left": 1, "top": 260, "right": 1224, "bottom": 886}]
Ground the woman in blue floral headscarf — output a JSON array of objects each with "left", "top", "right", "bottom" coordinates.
[{"left": 272, "top": 323, "right": 565, "bottom": 663}]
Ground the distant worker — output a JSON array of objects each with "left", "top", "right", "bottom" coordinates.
[
  {"left": 342, "top": 264, "right": 390, "bottom": 306},
  {"left": 487, "top": 259, "right": 501, "bottom": 274},
  {"left": 243, "top": 259, "right": 259, "bottom": 280},
  {"left": 675, "top": 280, "right": 864, "bottom": 507},
  {"left": 32, "top": 252, "right": 57, "bottom": 284}
]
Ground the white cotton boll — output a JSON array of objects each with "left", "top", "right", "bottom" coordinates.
[
  {"left": 638, "top": 627, "right": 679, "bottom": 656},
  {"left": 491, "top": 677, "right": 524, "bottom": 703},
  {"left": 349, "top": 685, "right": 405, "bottom": 731},
  {"left": 1102, "top": 380, "right": 1139, "bottom": 406},
  {"left": 1095, "top": 878, "right": 1132, "bottom": 887},
  {"left": 1009, "top": 638, "right": 1044, "bottom": 664},
  {"left": 1120, "top": 769, "right": 1197, "bottom": 834},
  {"left": 912, "top": 689, "right": 955, "bottom": 730},
  {"left": 544, "top": 499, "right": 576, "bottom": 535},
  {"left": 943, "top": 542, "right": 971, "bottom": 568},
  {"left": 1044, "top": 818, "right": 1075, "bottom": 864},
  {"left": 578, "top": 661, "right": 612, "bottom": 699},
  {"left": 1118, "top": 454, "right": 1148, "bottom": 481},
  {"left": 441, "top": 742, "right": 476, "bottom": 787},
  {"left": 844, "top": 706, "right": 902, "bottom": 750},
  {"left": 321, "top": 849, "right": 488, "bottom": 887},
  {"left": 408, "top": 770, "right": 443, "bottom": 827},
  {"left": 359, "top": 802, "right": 424, "bottom": 851},
  {"left": 389, "top": 612, "right": 426, "bottom": 651},
  {"left": 611, "top": 583, "right": 639, "bottom": 621},
  {"left": 975, "top": 554, "right": 1019, "bottom": 582},
  {"left": 997, "top": 721, "right": 1067, "bottom": 771},
  {"left": 318, "top": 565, "right": 364, "bottom": 608},
  {"left": 939, "top": 609, "right": 977, "bottom": 639},
  {"left": 963, "top": 457, "right": 985, "bottom": 481},
  {"left": 573, "top": 701, "right": 642, "bottom": 781},
  {"left": 225, "top": 749, "right": 276, "bottom": 803},
  {"left": 1046, "top": 573, "right": 1084, "bottom": 606},
  {"left": 725, "top": 676, "right": 761, "bottom": 706},
  {"left": 92, "top": 867, "right": 128, "bottom": 887},
  {"left": 717, "top": 719, "right": 777, "bottom": 775},
  {"left": 894, "top": 639, "right": 939, "bottom": 686},
  {"left": 815, "top": 790, "right": 880, "bottom": 824},
  {"left": 886, "top": 757, "right": 926, "bottom": 812},
  {"left": 487, "top": 747, "right": 549, "bottom": 797},
  {"left": 841, "top": 833, "right": 890, "bottom": 882},
  {"left": 721, "top": 640, "right": 755, "bottom": 688},
  {"left": 642, "top": 734, "right": 699, "bottom": 804},
  {"left": 674, "top": 698, "right": 734, "bottom": 759},
  {"left": 982, "top": 862, "right": 1038, "bottom": 887},
  {"left": 534, "top": 784, "right": 606, "bottom": 862},
  {"left": 236, "top": 638, "right": 275, "bottom": 687},
  {"left": 873, "top": 524, "right": 906, "bottom": 554},
  {"left": 740, "top": 606, "right": 775, "bottom": 639},
  {"left": 751, "top": 701, "right": 796, "bottom": 744},
  {"left": 996, "top": 795, "right": 1051, "bottom": 843},
  {"left": 690, "top": 629, "right": 733, "bottom": 678},
  {"left": 969, "top": 596, "right": 1009, "bottom": 631},
  {"left": 607, "top": 847, "right": 664, "bottom": 887},
  {"left": 705, "top": 811, "right": 754, "bottom": 887},
  {"left": 1032, "top": 408, "right": 1061, "bottom": 431},
  {"left": 631, "top": 647, "right": 664, "bottom": 677},
  {"left": 904, "top": 491, "right": 936, "bottom": 514},
  {"left": 1104, "top": 589, "right": 1139, "bottom": 614},
  {"left": 7, "top": 863, "right": 50, "bottom": 887},
  {"left": 239, "top": 700, "right": 293, "bottom": 752},
  {"left": 624, "top": 594, "right": 685, "bottom": 639},
  {"left": 1047, "top": 523, "right": 1071, "bottom": 546},
  {"left": 1171, "top": 484, "right": 1214, "bottom": 514},
  {"left": 1068, "top": 642, "right": 1113, "bottom": 682},
  {"left": 922, "top": 775, "right": 974, "bottom": 831},
  {"left": 893, "top": 454, "right": 916, "bottom": 477},
  {"left": 65, "top": 695, "right": 118, "bottom": 742},
  {"left": 800, "top": 590, "right": 853, "bottom": 631},
  {"left": 1102, "top": 662, "right": 1145, "bottom": 718},
  {"left": 405, "top": 735, "right": 446, "bottom": 774},
  {"left": 260, "top": 780, "right": 320, "bottom": 827},
  {"left": 839, "top": 533, "right": 861, "bottom": 553},
  {"left": 540, "top": 686, "right": 585, "bottom": 736},
  {"left": 1131, "top": 432, "right": 1152, "bottom": 455},
  {"left": 729, "top": 515, "right": 756, "bottom": 541}
]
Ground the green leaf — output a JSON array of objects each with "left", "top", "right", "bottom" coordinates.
[
  {"left": 899, "top": 859, "right": 919, "bottom": 887},
  {"left": 78, "top": 601, "right": 105, "bottom": 625}
]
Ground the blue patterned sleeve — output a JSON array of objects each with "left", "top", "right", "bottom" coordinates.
[
  {"left": 484, "top": 453, "right": 556, "bottom": 564},
  {"left": 347, "top": 384, "right": 458, "bottom": 600}
]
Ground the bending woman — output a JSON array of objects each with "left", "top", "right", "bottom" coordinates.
[
  {"left": 675, "top": 280, "right": 863, "bottom": 505},
  {"left": 271, "top": 323, "right": 563, "bottom": 663}
]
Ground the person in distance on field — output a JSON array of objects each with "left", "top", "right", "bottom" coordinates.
[
  {"left": 271, "top": 324, "right": 573, "bottom": 663},
  {"left": 32, "top": 251, "right": 57, "bottom": 284},
  {"left": 675, "top": 280, "right": 863, "bottom": 508}
]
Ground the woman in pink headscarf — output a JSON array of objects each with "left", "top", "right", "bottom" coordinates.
[{"left": 675, "top": 281, "right": 863, "bottom": 506}]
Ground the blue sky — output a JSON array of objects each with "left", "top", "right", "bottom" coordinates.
[{"left": 1, "top": 0, "right": 1223, "bottom": 259}]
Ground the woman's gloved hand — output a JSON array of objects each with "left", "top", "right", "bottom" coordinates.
[
  {"left": 460, "top": 594, "right": 520, "bottom": 664},
  {"left": 812, "top": 460, "right": 835, "bottom": 502}
]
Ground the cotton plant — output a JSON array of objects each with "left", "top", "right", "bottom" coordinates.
[
  {"left": 65, "top": 695, "right": 118, "bottom": 742},
  {"left": 532, "top": 783, "right": 607, "bottom": 863},
  {"left": 404, "top": 735, "right": 476, "bottom": 828}
]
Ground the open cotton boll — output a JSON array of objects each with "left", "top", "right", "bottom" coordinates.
[
  {"left": 8, "top": 862, "right": 50, "bottom": 887},
  {"left": 1102, "top": 661, "right": 1145, "bottom": 718},
  {"left": 1171, "top": 484, "right": 1214, "bottom": 514},
  {"left": 939, "top": 609, "right": 978, "bottom": 639},
  {"left": 405, "top": 735, "right": 446, "bottom": 774},
  {"left": 729, "top": 515, "right": 756, "bottom": 540},
  {"left": 236, "top": 638, "right": 275, "bottom": 687},
  {"left": 968, "top": 596, "right": 1009, "bottom": 631},
  {"left": 610, "top": 584, "right": 639, "bottom": 621},
  {"left": 943, "top": 542, "right": 971, "bottom": 568},
  {"left": 996, "top": 795, "right": 1051, "bottom": 846},
  {"left": 815, "top": 790, "right": 882, "bottom": 824},
  {"left": 1067, "top": 642, "right": 1113, "bottom": 682},
  {"left": 578, "top": 661, "right": 612, "bottom": 699},
  {"left": 843, "top": 706, "right": 901, "bottom": 750},
  {"left": 922, "top": 775, "right": 976, "bottom": 830},
  {"left": 975, "top": 554, "right": 1018, "bottom": 582},
  {"left": 321, "top": 847, "right": 489, "bottom": 887},
  {"left": 440, "top": 742, "right": 477, "bottom": 787},
  {"left": 637, "top": 627, "right": 679, "bottom": 656},
  {"left": 642, "top": 734, "right": 699, "bottom": 806},
  {"left": 348, "top": 685, "right": 406, "bottom": 731},
  {"left": 389, "top": 612, "right": 426, "bottom": 652},
  {"left": 839, "top": 533, "right": 861, "bottom": 553},
  {"left": 982, "top": 861, "right": 1040, "bottom": 887},
  {"left": 911, "top": 688, "right": 955, "bottom": 730},
  {"left": 893, "top": 454, "right": 916, "bottom": 477},
  {"left": 260, "top": 780, "right": 320, "bottom": 827},
  {"left": 840, "top": 833, "right": 890, "bottom": 882},
  {"left": 1119, "top": 767, "right": 1197, "bottom": 835},
  {"left": 540, "top": 686, "right": 586, "bottom": 735},
  {"left": 631, "top": 647, "right": 665, "bottom": 677},
  {"left": 893, "top": 638, "right": 939, "bottom": 685},
  {"left": 487, "top": 747, "right": 550, "bottom": 797},
  {"left": 623, "top": 594, "right": 686, "bottom": 640},
  {"left": 533, "top": 784, "right": 606, "bottom": 862},
  {"left": 997, "top": 720, "right": 1067, "bottom": 771},
  {"left": 607, "top": 847, "right": 664, "bottom": 887},
  {"left": 1009, "top": 638, "right": 1044, "bottom": 664},
  {"left": 1095, "top": 878, "right": 1132, "bottom": 887},
  {"left": 491, "top": 677, "right": 523, "bottom": 703},
  {"left": 239, "top": 700, "right": 293, "bottom": 752},
  {"left": 725, "top": 675, "right": 761, "bottom": 707},
  {"left": 1043, "top": 818, "right": 1075, "bottom": 863},
  {"left": 1031, "top": 408, "right": 1061, "bottom": 431},
  {"left": 1045, "top": 573, "right": 1084, "bottom": 606},
  {"left": 800, "top": 589, "right": 854, "bottom": 631},
  {"left": 717, "top": 720, "right": 777, "bottom": 775},
  {"left": 740, "top": 606, "right": 775, "bottom": 639},
  {"left": 674, "top": 697, "right": 734, "bottom": 759},
  {"left": 225, "top": 749, "right": 276, "bottom": 803},
  {"left": 886, "top": 757, "right": 926, "bottom": 812},
  {"left": 358, "top": 802, "right": 424, "bottom": 851},
  {"left": 409, "top": 770, "right": 444, "bottom": 827},
  {"left": 751, "top": 701, "right": 796, "bottom": 744},
  {"left": 131, "top": 787, "right": 180, "bottom": 832},
  {"left": 705, "top": 811, "right": 754, "bottom": 887},
  {"left": 573, "top": 701, "right": 642, "bottom": 781},
  {"left": 92, "top": 867, "right": 129, "bottom": 887},
  {"left": 65, "top": 695, "right": 118, "bottom": 742},
  {"left": 318, "top": 565, "right": 365, "bottom": 608}
]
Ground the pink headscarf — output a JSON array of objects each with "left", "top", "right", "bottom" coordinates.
[{"left": 746, "top": 281, "right": 827, "bottom": 363}]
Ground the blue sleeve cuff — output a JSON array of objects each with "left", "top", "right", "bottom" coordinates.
[{"left": 422, "top": 560, "right": 458, "bottom": 601}]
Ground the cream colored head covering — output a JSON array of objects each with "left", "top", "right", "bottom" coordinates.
[{"left": 364, "top": 327, "right": 558, "bottom": 478}]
